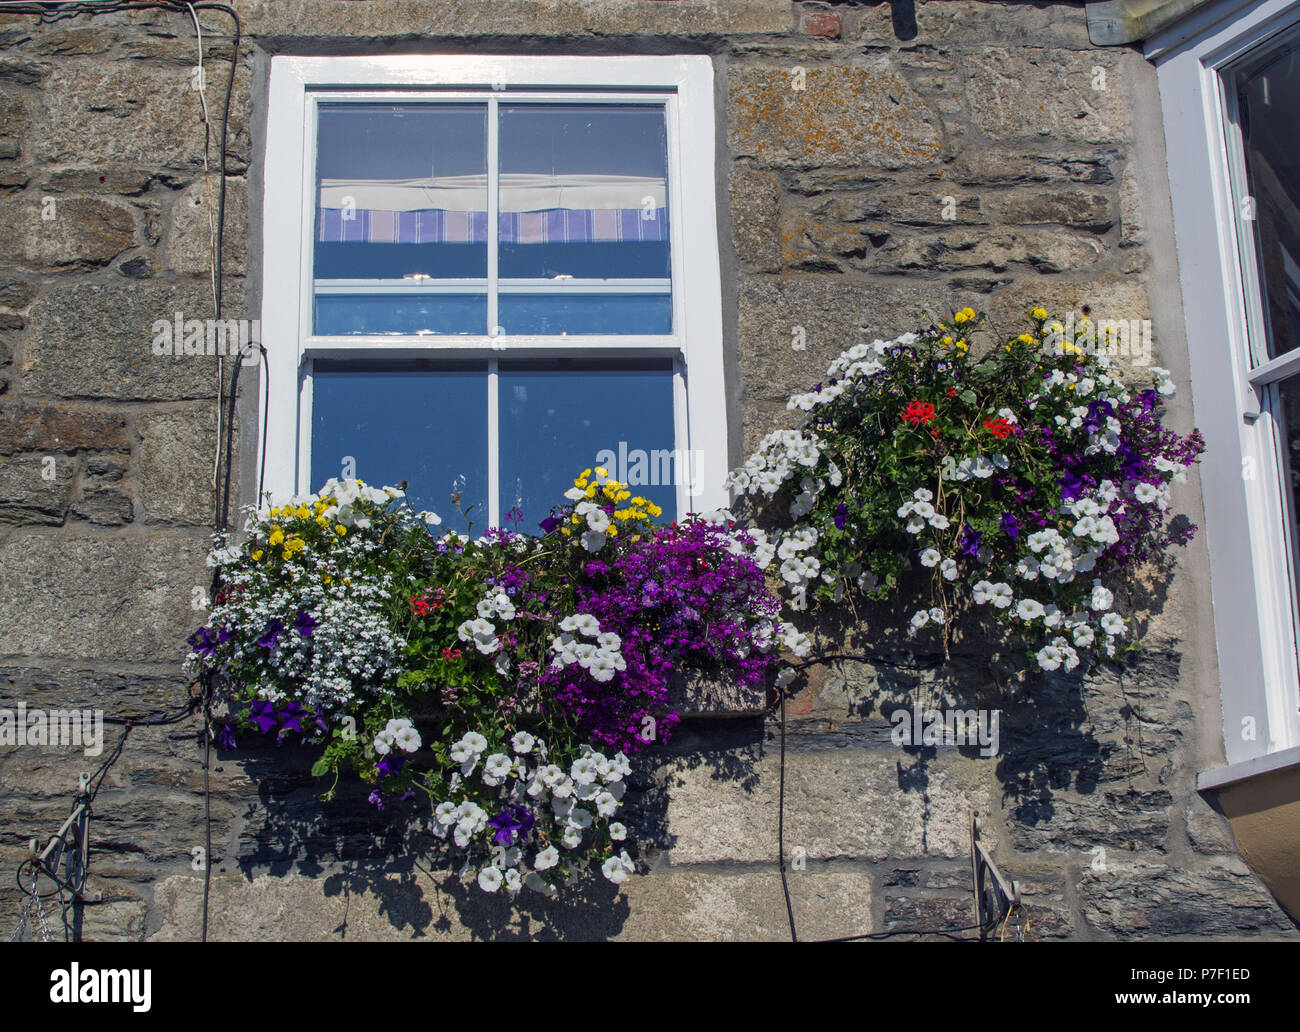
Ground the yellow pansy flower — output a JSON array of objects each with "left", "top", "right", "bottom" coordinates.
[
  {"left": 647, "top": 503, "right": 663, "bottom": 517},
  {"left": 594, "top": 467, "right": 608, "bottom": 478},
  {"left": 1018, "top": 333, "right": 1034, "bottom": 344},
  {"left": 251, "top": 549, "right": 263, "bottom": 561},
  {"left": 1032, "top": 307, "right": 1048, "bottom": 320},
  {"left": 334, "top": 524, "right": 347, "bottom": 536},
  {"left": 268, "top": 527, "right": 285, "bottom": 547}
]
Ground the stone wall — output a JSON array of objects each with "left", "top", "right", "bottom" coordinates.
[{"left": 0, "top": 0, "right": 1295, "bottom": 940}]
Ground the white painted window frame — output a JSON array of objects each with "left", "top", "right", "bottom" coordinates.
[
  {"left": 1148, "top": 0, "right": 1300, "bottom": 768},
  {"left": 260, "top": 55, "right": 728, "bottom": 526}
]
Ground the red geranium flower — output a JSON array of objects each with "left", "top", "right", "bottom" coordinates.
[
  {"left": 902, "top": 400, "right": 937, "bottom": 426},
  {"left": 983, "top": 417, "right": 1014, "bottom": 440},
  {"left": 441, "top": 647, "right": 462, "bottom": 661}
]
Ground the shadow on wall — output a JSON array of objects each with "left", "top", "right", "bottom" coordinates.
[{"left": 224, "top": 738, "right": 667, "bottom": 940}]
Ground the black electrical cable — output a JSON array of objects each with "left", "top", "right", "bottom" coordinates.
[{"left": 1, "top": 0, "right": 245, "bottom": 945}]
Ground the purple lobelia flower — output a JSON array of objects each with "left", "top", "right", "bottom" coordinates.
[{"left": 368, "top": 788, "right": 386, "bottom": 811}]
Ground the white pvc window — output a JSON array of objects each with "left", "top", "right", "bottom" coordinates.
[
  {"left": 260, "top": 56, "right": 727, "bottom": 529},
  {"left": 1151, "top": 0, "right": 1300, "bottom": 767}
]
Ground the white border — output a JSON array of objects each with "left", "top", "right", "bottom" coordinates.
[
  {"left": 1150, "top": 0, "right": 1300, "bottom": 764},
  {"left": 260, "top": 55, "right": 727, "bottom": 517}
]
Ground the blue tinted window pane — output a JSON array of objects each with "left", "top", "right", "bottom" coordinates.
[
  {"left": 315, "top": 103, "right": 488, "bottom": 335},
  {"left": 498, "top": 293, "right": 671, "bottom": 335},
  {"left": 314, "top": 294, "right": 487, "bottom": 336},
  {"left": 312, "top": 362, "right": 488, "bottom": 528},
  {"left": 498, "top": 362, "right": 677, "bottom": 528},
  {"left": 498, "top": 104, "right": 671, "bottom": 335}
]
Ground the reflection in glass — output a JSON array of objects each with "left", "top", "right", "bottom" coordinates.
[
  {"left": 314, "top": 104, "right": 488, "bottom": 335},
  {"left": 498, "top": 361, "right": 678, "bottom": 529},
  {"left": 311, "top": 361, "right": 488, "bottom": 526},
  {"left": 1274, "top": 373, "right": 1300, "bottom": 676},
  {"left": 498, "top": 104, "right": 671, "bottom": 335},
  {"left": 1231, "top": 28, "right": 1300, "bottom": 359}
]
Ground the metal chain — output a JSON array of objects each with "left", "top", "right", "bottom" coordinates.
[{"left": 9, "top": 867, "right": 54, "bottom": 942}]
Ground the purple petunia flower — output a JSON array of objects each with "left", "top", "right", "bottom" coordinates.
[
  {"left": 277, "top": 701, "right": 305, "bottom": 738},
  {"left": 376, "top": 753, "right": 407, "bottom": 780},
  {"left": 834, "top": 503, "right": 848, "bottom": 530},
  {"left": 256, "top": 618, "right": 284, "bottom": 651},
  {"left": 488, "top": 805, "right": 535, "bottom": 846},
  {"left": 368, "top": 788, "right": 386, "bottom": 811},
  {"left": 293, "top": 610, "right": 317, "bottom": 638},
  {"left": 539, "top": 514, "right": 561, "bottom": 534},
  {"left": 1000, "top": 512, "right": 1020, "bottom": 539},
  {"left": 958, "top": 524, "right": 982, "bottom": 557},
  {"left": 217, "top": 722, "right": 237, "bottom": 750},
  {"left": 1058, "top": 471, "right": 1086, "bottom": 502},
  {"left": 187, "top": 626, "right": 218, "bottom": 658},
  {"left": 249, "top": 700, "right": 277, "bottom": 735}
]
